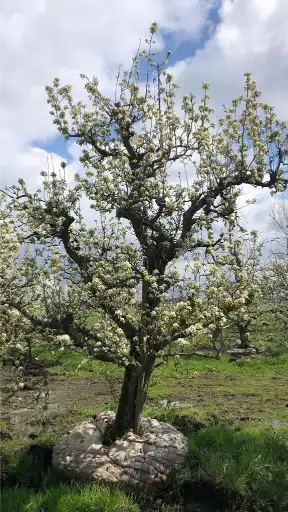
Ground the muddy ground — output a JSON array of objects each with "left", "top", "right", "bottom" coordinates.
[{"left": 1, "top": 362, "right": 287, "bottom": 443}]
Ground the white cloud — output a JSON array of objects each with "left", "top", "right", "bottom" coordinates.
[
  {"left": 0, "top": 1, "right": 207, "bottom": 195},
  {"left": 0, "top": 0, "right": 214, "bottom": 175},
  {"left": 0, "top": 0, "right": 216, "bottom": 203},
  {"left": 167, "top": 0, "right": 288, "bottom": 237},
  {"left": 169, "top": 0, "right": 288, "bottom": 115}
]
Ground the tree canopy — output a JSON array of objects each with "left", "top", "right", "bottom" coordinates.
[{"left": 1, "top": 23, "right": 287, "bottom": 441}]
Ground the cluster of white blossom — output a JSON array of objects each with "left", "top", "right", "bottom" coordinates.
[{"left": 1, "top": 23, "right": 287, "bottom": 421}]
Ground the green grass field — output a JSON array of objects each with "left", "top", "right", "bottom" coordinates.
[{"left": 1, "top": 341, "right": 288, "bottom": 511}]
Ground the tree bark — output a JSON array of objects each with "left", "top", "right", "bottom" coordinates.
[
  {"left": 238, "top": 323, "right": 250, "bottom": 348},
  {"left": 102, "top": 227, "right": 162, "bottom": 445},
  {"left": 211, "top": 326, "right": 222, "bottom": 359},
  {"left": 102, "top": 354, "right": 155, "bottom": 445}
]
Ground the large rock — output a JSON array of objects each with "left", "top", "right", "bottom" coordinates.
[
  {"left": 52, "top": 411, "right": 188, "bottom": 492},
  {"left": 227, "top": 345, "right": 266, "bottom": 360},
  {"left": 227, "top": 347, "right": 257, "bottom": 358}
]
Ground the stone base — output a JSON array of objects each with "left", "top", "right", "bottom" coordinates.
[
  {"left": 52, "top": 411, "right": 188, "bottom": 492},
  {"left": 227, "top": 345, "right": 266, "bottom": 360}
]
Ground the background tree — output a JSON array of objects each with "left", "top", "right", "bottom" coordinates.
[
  {"left": 178, "top": 227, "right": 263, "bottom": 358},
  {"left": 0, "top": 200, "right": 28, "bottom": 364},
  {"left": 222, "top": 228, "right": 263, "bottom": 349},
  {"left": 260, "top": 200, "right": 288, "bottom": 346},
  {"left": 269, "top": 200, "right": 288, "bottom": 257},
  {"left": 1, "top": 23, "right": 287, "bottom": 444}
]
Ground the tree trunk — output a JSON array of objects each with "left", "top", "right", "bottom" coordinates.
[
  {"left": 238, "top": 323, "right": 250, "bottom": 348},
  {"left": 102, "top": 354, "right": 155, "bottom": 445},
  {"left": 211, "top": 326, "right": 222, "bottom": 359},
  {"left": 102, "top": 232, "right": 161, "bottom": 445}
]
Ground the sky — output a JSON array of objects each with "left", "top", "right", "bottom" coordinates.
[{"left": 0, "top": 0, "right": 287, "bottom": 247}]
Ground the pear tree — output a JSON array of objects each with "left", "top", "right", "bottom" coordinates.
[
  {"left": 202, "top": 227, "right": 263, "bottom": 354},
  {"left": 1, "top": 23, "right": 287, "bottom": 444}
]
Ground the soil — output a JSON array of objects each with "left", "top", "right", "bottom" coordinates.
[{"left": 1, "top": 364, "right": 287, "bottom": 434}]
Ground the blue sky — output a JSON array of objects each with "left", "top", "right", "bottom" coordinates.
[{"left": 31, "top": 3, "right": 222, "bottom": 165}]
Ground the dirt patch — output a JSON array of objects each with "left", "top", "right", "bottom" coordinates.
[
  {"left": 47, "top": 376, "right": 121, "bottom": 410},
  {"left": 1, "top": 371, "right": 122, "bottom": 443},
  {"left": 2, "top": 365, "right": 288, "bottom": 447}
]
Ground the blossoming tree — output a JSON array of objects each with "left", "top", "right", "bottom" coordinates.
[
  {"left": 170, "top": 227, "right": 263, "bottom": 358},
  {"left": 0, "top": 203, "right": 25, "bottom": 365},
  {"left": 1, "top": 24, "right": 287, "bottom": 444},
  {"left": 202, "top": 227, "right": 263, "bottom": 355},
  {"left": 260, "top": 202, "right": 288, "bottom": 345}
]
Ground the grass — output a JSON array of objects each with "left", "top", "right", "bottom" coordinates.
[
  {"left": 152, "top": 352, "right": 288, "bottom": 379},
  {"left": 1, "top": 484, "right": 139, "bottom": 512},
  {"left": 187, "top": 424, "right": 288, "bottom": 506},
  {"left": 1, "top": 352, "right": 287, "bottom": 450},
  {"left": 145, "top": 354, "right": 288, "bottom": 427},
  {"left": 1, "top": 333, "right": 288, "bottom": 511},
  {"left": 33, "top": 344, "right": 123, "bottom": 380},
  {"left": 2, "top": 443, "right": 55, "bottom": 489}
]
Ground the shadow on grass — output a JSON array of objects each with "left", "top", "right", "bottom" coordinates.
[
  {"left": 1, "top": 442, "right": 138, "bottom": 512},
  {"left": 181, "top": 424, "right": 288, "bottom": 511},
  {"left": 1, "top": 443, "right": 55, "bottom": 489}
]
